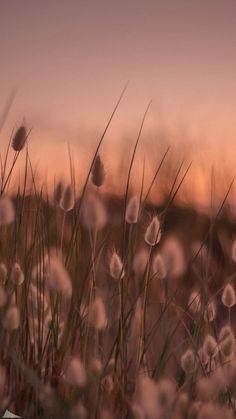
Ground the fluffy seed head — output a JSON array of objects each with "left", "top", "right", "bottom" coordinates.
[
  {"left": 64, "top": 357, "right": 87, "bottom": 387},
  {"left": 0, "top": 263, "right": 7, "bottom": 284},
  {"left": 203, "top": 334, "right": 218, "bottom": 358},
  {"left": 126, "top": 196, "right": 140, "bottom": 224},
  {"left": 82, "top": 193, "right": 107, "bottom": 231},
  {"left": 89, "top": 297, "right": 107, "bottom": 330},
  {"left": 53, "top": 180, "right": 64, "bottom": 206},
  {"left": 3, "top": 305, "right": 20, "bottom": 331},
  {"left": 222, "top": 284, "right": 236, "bottom": 308},
  {"left": 60, "top": 184, "right": 74, "bottom": 211},
  {"left": 220, "top": 335, "right": 235, "bottom": 359},
  {"left": 144, "top": 216, "right": 161, "bottom": 246},
  {"left": 204, "top": 302, "right": 216, "bottom": 323},
  {"left": 44, "top": 256, "right": 72, "bottom": 297},
  {"left": 10, "top": 263, "right": 24, "bottom": 286},
  {"left": 181, "top": 349, "right": 195, "bottom": 374},
  {"left": 91, "top": 154, "right": 106, "bottom": 187},
  {"left": 188, "top": 291, "right": 201, "bottom": 314},
  {"left": 0, "top": 196, "right": 15, "bottom": 226},
  {"left": 152, "top": 253, "right": 166, "bottom": 280},
  {"left": 219, "top": 325, "right": 234, "bottom": 341},
  {"left": 12, "top": 125, "right": 27, "bottom": 151},
  {"left": 109, "top": 251, "right": 124, "bottom": 280}
]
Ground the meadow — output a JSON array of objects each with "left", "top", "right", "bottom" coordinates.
[{"left": 1, "top": 106, "right": 236, "bottom": 419}]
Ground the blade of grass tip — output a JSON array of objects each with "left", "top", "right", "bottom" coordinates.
[
  {"left": 65, "top": 81, "right": 129, "bottom": 266},
  {"left": 122, "top": 100, "right": 152, "bottom": 246},
  {"left": 192, "top": 174, "right": 236, "bottom": 262},
  {"left": 166, "top": 161, "right": 192, "bottom": 209},
  {"left": 142, "top": 146, "right": 170, "bottom": 205},
  {"left": 0, "top": 88, "right": 17, "bottom": 134}
]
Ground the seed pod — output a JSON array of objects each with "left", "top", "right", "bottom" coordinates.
[
  {"left": 82, "top": 192, "right": 107, "bottom": 231},
  {"left": 91, "top": 154, "right": 106, "bottom": 187},
  {"left": 204, "top": 302, "right": 216, "bottom": 323},
  {"left": 60, "top": 185, "right": 74, "bottom": 211},
  {"left": 144, "top": 216, "right": 161, "bottom": 246},
  {"left": 89, "top": 297, "right": 107, "bottom": 330},
  {"left": 109, "top": 251, "right": 124, "bottom": 280},
  {"left": 222, "top": 284, "right": 236, "bottom": 308},
  {"left": 126, "top": 196, "right": 140, "bottom": 224},
  {"left": 181, "top": 349, "right": 195, "bottom": 374},
  {"left": 12, "top": 125, "right": 27, "bottom": 151},
  {"left": 11, "top": 263, "right": 24, "bottom": 286},
  {"left": 203, "top": 334, "right": 218, "bottom": 358},
  {"left": 64, "top": 357, "right": 87, "bottom": 387}
]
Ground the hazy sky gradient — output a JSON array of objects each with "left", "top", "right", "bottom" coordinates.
[{"left": 1, "top": 1, "right": 236, "bottom": 204}]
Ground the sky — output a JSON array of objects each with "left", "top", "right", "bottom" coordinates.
[{"left": 0, "top": 0, "right": 236, "bottom": 206}]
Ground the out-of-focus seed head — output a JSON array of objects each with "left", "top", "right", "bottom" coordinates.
[
  {"left": 53, "top": 180, "right": 64, "bottom": 206},
  {"left": 232, "top": 240, "right": 236, "bottom": 262},
  {"left": 0, "top": 196, "right": 15, "bottom": 226},
  {"left": 89, "top": 358, "right": 103, "bottom": 378},
  {"left": 109, "top": 250, "right": 124, "bottom": 280},
  {"left": 219, "top": 325, "right": 234, "bottom": 341},
  {"left": 71, "top": 402, "right": 88, "bottom": 419},
  {"left": 181, "top": 349, "right": 195, "bottom": 374},
  {"left": 188, "top": 401, "right": 202, "bottom": 419},
  {"left": 137, "top": 375, "right": 159, "bottom": 419},
  {"left": 152, "top": 253, "right": 166, "bottom": 280},
  {"left": 82, "top": 192, "right": 107, "bottom": 231},
  {"left": 10, "top": 263, "right": 24, "bottom": 286},
  {"left": 126, "top": 196, "right": 140, "bottom": 224},
  {"left": 157, "top": 379, "right": 176, "bottom": 411},
  {"left": 12, "top": 125, "right": 27, "bottom": 151},
  {"left": 133, "top": 249, "right": 149, "bottom": 278},
  {"left": 131, "top": 403, "right": 145, "bottom": 419},
  {"left": 64, "top": 357, "right": 87, "bottom": 387},
  {"left": 3, "top": 305, "right": 20, "bottom": 331},
  {"left": 188, "top": 290, "right": 201, "bottom": 314},
  {"left": 204, "top": 302, "right": 216, "bottom": 323},
  {"left": 60, "top": 184, "right": 74, "bottom": 211},
  {"left": 91, "top": 154, "right": 106, "bottom": 187},
  {"left": 0, "top": 263, "right": 7, "bottom": 284},
  {"left": 89, "top": 297, "right": 107, "bottom": 330},
  {"left": 44, "top": 255, "right": 72, "bottom": 297},
  {"left": 221, "top": 335, "right": 235, "bottom": 359},
  {"left": 203, "top": 334, "right": 218, "bottom": 358},
  {"left": 144, "top": 215, "right": 161, "bottom": 246},
  {"left": 0, "top": 285, "right": 6, "bottom": 308},
  {"left": 162, "top": 236, "right": 186, "bottom": 278},
  {"left": 222, "top": 284, "right": 236, "bottom": 308}
]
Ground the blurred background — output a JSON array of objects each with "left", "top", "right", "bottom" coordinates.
[{"left": 0, "top": 0, "right": 236, "bottom": 209}]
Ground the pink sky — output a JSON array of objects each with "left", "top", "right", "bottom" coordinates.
[{"left": 1, "top": 1, "right": 236, "bottom": 207}]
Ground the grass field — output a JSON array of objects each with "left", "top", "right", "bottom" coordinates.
[{"left": 1, "top": 118, "right": 236, "bottom": 419}]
